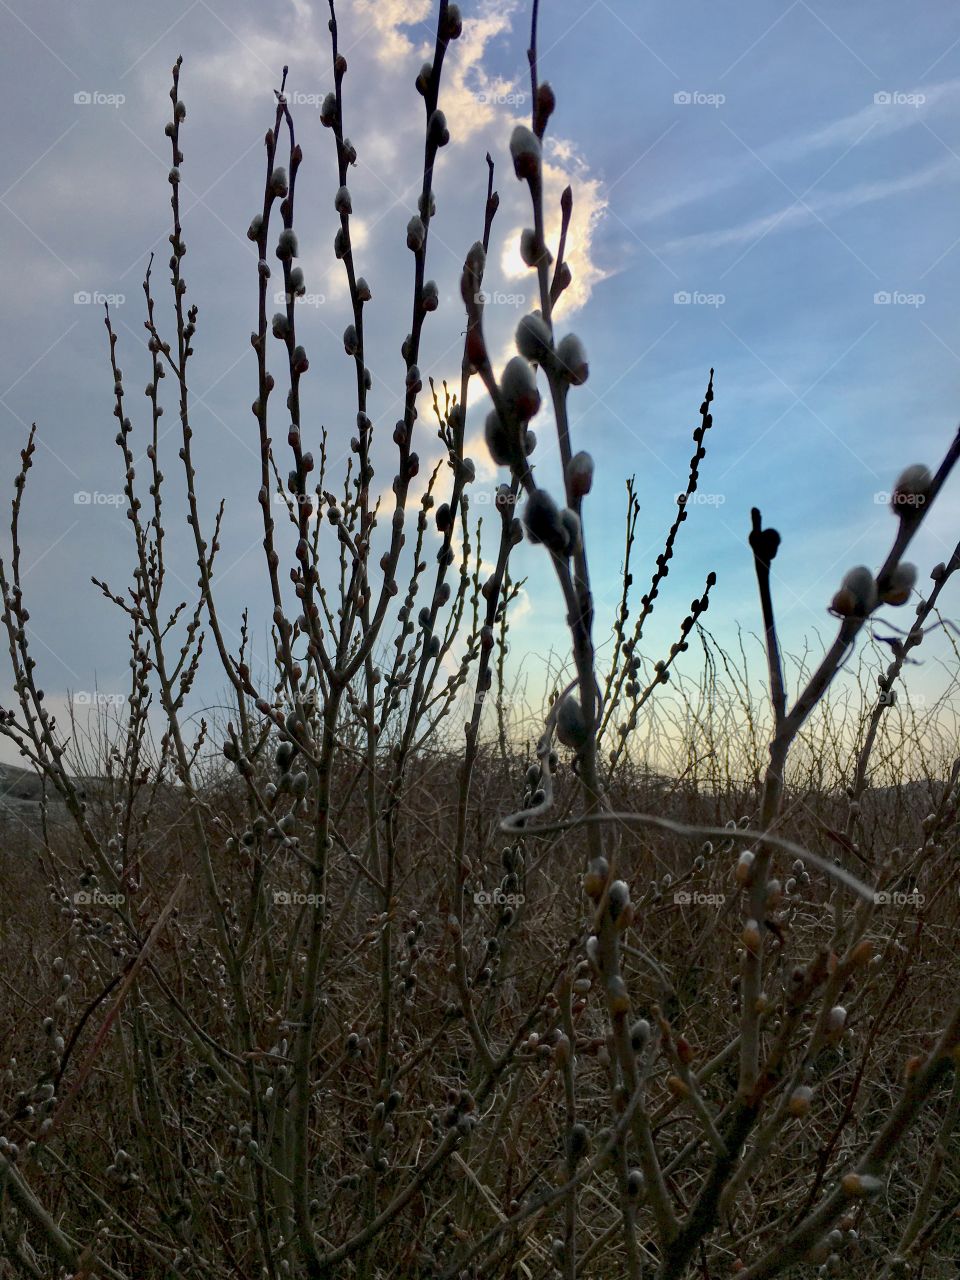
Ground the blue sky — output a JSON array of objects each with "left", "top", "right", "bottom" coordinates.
[{"left": 1, "top": 0, "right": 959, "bottom": 762}]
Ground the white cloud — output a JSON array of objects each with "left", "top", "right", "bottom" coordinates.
[
  {"left": 662, "top": 155, "right": 957, "bottom": 254},
  {"left": 352, "top": 0, "right": 433, "bottom": 65},
  {"left": 497, "top": 143, "right": 608, "bottom": 308},
  {"left": 639, "top": 77, "right": 960, "bottom": 226}
]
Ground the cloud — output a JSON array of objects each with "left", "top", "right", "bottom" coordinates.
[
  {"left": 350, "top": 1, "right": 608, "bottom": 515},
  {"left": 661, "top": 155, "right": 958, "bottom": 254},
  {"left": 773, "top": 79, "right": 960, "bottom": 163},
  {"left": 500, "top": 139, "right": 608, "bottom": 315},
  {"left": 639, "top": 77, "right": 960, "bottom": 225},
  {"left": 193, "top": 26, "right": 323, "bottom": 101},
  {"left": 352, "top": 0, "right": 433, "bottom": 65}
]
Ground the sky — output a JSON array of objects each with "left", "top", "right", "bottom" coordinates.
[{"left": 1, "top": 0, "right": 959, "bottom": 766}]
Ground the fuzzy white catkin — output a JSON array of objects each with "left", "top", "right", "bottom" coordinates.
[
  {"left": 406, "top": 216, "right": 426, "bottom": 252},
  {"left": 826, "top": 1005, "right": 847, "bottom": 1033},
  {"left": 555, "top": 334, "right": 589, "bottom": 385},
  {"left": 559, "top": 508, "right": 580, "bottom": 553},
  {"left": 519, "top": 229, "right": 542, "bottom": 267},
  {"left": 735, "top": 849, "right": 755, "bottom": 885},
  {"left": 500, "top": 356, "right": 540, "bottom": 422},
  {"left": 892, "top": 463, "right": 932, "bottom": 506},
  {"left": 834, "top": 566, "right": 877, "bottom": 617},
  {"left": 883, "top": 562, "right": 917, "bottom": 604},
  {"left": 556, "top": 695, "right": 587, "bottom": 749},
  {"left": 607, "top": 880, "right": 630, "bottom": 916},
  {"left": 509, "top": 125, "right": 541, "bottom": 180},
  {"left": 485, "top": 411, "right": 511, "bottom": 466},
  {"left": 465, "top": 241, "right": 485, "bottom": 276},
  {"left": 566, "top": 451, "right": 594, "bottom": 498},
  {"left": 516, "top": 313, "right": 553, "bottom": 363},
  {"left": 428, "top": 109, "right": 450, "bottom": 147},
  {"left": 277, "top": 228, "right": 299, "bottom": 260}
]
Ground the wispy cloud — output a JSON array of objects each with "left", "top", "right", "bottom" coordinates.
[
  {"left": 638, "top": 77, "right": 960, "bottom": 225},
  {"left": 662, "top": 156, "right": 958, "bottom": 253}
]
